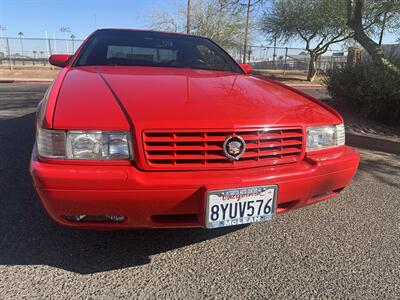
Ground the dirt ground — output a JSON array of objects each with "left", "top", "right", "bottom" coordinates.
[
  {"left": 254, "top": 69, "right": 323, "bottom": 84},
  {"left": 0, "top": 67, "right": 60, "bottom": 79}
]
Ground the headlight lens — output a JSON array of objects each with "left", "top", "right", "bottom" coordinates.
[
  {"left": 66, "top": 131, "right": 130, "bottom": 160},
  {"left": 306, "top": 124, "right": 345, "bottom": 151},
  {"left": 36, "top": 127, "right": 66, "bottom": 158},
  {"left": 37, "top": 129, "right": 132, "bottom": 160}
]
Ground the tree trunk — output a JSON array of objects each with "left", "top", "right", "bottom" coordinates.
[
  {"left": 307, "top": 53, "right": 317, "bottom": 82},
  {"left": 353, "top": 27, "right": 399, "bottom": 73},
  {"left": 378, "top": 11, "right": 387, "bottom": 46},
  {"left": 347, "top": 0, "right": 399, "bottom": 74}
]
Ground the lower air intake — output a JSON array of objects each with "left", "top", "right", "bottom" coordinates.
[{"left": 64, "top": 215, "right": 125, "bottom": 223}]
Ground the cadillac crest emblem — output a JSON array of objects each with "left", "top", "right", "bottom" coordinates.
[{"left": 223, "top": 135, "right": 246, "bottom": 160}]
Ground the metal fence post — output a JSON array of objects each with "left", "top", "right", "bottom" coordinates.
[
  {"left": 5, "top": 37, "right": 12, "bottom": 70},
  {"left": 47, "top": 38, "right": 54, "bottom": 68},
  {"left": 283, "top": 47, "right": 288, "bottom": 76},
  {"left": 47, "top": 38, "right": 52, "bottom": 55},
  {"left": 273, "top": 40, "right": 277, "bottom": 69}
]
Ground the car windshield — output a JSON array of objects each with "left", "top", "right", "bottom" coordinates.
[{"left": 75, "top": 30, "right": 243, "bottom": 73}]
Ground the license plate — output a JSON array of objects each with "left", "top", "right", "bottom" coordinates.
[{"left": 205, "top": 185, "right": 277, "bottom": 228}]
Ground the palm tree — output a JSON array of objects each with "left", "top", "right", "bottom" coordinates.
[
  {"left": 32, "top": 50, "right": 37, "bottom": 66},
  {"left": 39, "top": 51, "right": 44, "bottom": 65},
  {"left": 18, "top": 32, "right": 24, "bottom": 65},
  {"left": 17, "top": 32, "right": 24, "bottom": 55}
]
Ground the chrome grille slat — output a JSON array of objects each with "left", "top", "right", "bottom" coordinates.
[{"left": 143, "top": 128, "right": 304, "bottom": 170}]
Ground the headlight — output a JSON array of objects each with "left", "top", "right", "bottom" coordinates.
[
  {"left": 37, "top": 128, "right": 132, "bottom": 160},
  {"left": 36, "top": 128, "right": 66, "bottom": 158},
  {"left": 306, "top": 124, "right": 345, "bottom": 151}
]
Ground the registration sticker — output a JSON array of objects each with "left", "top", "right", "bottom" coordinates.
[{"left": 205, "top": 185, "right": 277, "bottom": 228}]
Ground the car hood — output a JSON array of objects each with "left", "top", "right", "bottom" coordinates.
[{"left": 53, "top": 66, "right": 340, "bottom": 131}]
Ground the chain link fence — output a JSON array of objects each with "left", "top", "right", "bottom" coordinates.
[
  {"left": 0, "top": 37, "right": 84, "bottom": 68},
  {"left": 0, "top": 37, "right": 347, "bottom": 74},
  {"left": 233, "top": 45, "right": 347, "bottom": 75}
]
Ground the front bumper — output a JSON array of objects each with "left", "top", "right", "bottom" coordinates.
[{"left": 30, "top": 146, "right": 360, "bottom": 229}]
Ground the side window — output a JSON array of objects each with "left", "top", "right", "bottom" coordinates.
[
  {"left": 158, "top": 48, "right": 177, "bottom": 63},
  {"left": 196, "top": 44, "right": 230, "bottom": 70}
]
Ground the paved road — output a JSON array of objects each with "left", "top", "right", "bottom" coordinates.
[{"left": 0, "top": 83, "right": 399, "bottom": 299}]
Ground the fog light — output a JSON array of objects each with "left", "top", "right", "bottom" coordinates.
[{"left": 64, "top": 215, "right": 125, "bottom": 223}]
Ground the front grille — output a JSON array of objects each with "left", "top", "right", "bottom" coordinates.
[{"left": 142, "top": 128, "right": 304, "bottom": 170}]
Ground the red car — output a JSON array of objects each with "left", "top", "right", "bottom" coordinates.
[{"left": 30, "top": 29, "right": 360, "bottom": 229}]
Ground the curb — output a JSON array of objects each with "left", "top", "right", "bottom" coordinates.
[
  {"left": 0, "top": 78, "right": 53, "bottom": 83},
  {"left": 286, "top": 83, "right": 325, "bottom": 88},
  {"left": 346, "top": 132, "right": 400, "bottom": 155}
]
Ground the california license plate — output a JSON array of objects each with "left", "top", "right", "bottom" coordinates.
[{"left": 205, "top": 185, "right": 277, "bottom": 228}]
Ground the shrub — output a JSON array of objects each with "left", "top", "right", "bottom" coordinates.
[{"left": 323, "top": 58, "right": 400, "bottom": 126}]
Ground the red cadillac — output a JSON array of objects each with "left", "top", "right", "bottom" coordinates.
[{"left": 30, "top": 29, "right": 360, "bottom": 229}]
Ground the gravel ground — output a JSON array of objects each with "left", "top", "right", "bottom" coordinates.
[
  {"left": 340, "top": 111, "right": 400, "bottom": 140},
  {"left": 0, "top": 83, "right": 399, "bottom": 299}
]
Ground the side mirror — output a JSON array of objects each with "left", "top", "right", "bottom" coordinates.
[
  {"left": 49, "top": 54, "right": 72, "bottom": 68},
  {"left": 240, "top": 63, "right": 253, "bottom": 74}
]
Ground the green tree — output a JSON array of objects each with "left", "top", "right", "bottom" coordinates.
[
  {"left": 148, "top": 0, "right": 245, "bottom": 51},
  {"left": 190, "top": 0, "right": 245, "bottom": 50},
  {"left": 261, "top": 0, "right": 352, "bottom": 81}
]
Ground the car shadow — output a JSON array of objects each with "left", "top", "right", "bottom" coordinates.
[
  {"left": 355, "top": 150, "right": 400, "bottom": 189},
  {"left": 0, "top": 113, "right": 244, "bottom": 274}
]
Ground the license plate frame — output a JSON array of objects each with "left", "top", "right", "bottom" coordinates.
[{"left": 205, "top": 185, "right": 278, "bottom": 229}]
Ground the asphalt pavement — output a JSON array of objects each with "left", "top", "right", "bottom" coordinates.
[{"left": 0, "top": 83, "right": 399, "bottom": 299}]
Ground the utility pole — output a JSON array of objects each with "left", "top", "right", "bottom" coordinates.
[
  {"left": 186, "top": 0, "right": 191, "bottom": 34},
  {"left": 243, "top": 0, "right": 251, "bottom": 64}
]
